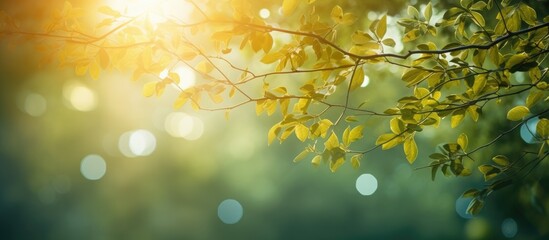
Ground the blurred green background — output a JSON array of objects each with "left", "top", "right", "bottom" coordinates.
[{"left": 1, "top": 0, "right": 548, "bottom": 239}]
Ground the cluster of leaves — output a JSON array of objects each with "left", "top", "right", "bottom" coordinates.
[{"left": 1, "top": 0, "right": 549, "bottom": 215}]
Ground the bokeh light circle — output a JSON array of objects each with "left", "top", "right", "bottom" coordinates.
[
  {"left": 356, "top": 173, "right": 378, "bottom": 196},
  {"left": 218, "top": 199, "right": 243, "bottom": 224},
  {"left": 501, "top": 218, "right": 518, "bottom": 238},
  {"left": 520, "top": 117, "right": 539, "bottom": 144},
  {"left": 22, "top": 93, "right": 47, "bottom": 117},
  {"left": 80, "top": 154, "right": 107, "bottom": 180}
]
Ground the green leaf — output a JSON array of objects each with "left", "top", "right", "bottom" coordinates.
[
  {"left": 407, "top": 6, "right": 419, "bottom": 19},
  {"left": 294, "top": 124, "right": 309, "bottom": 142},
  {"left": 470, "top": 11, "right": 485, "bottom": 27},
  {"left": 537, "top": 118, "right": 549, "bottom": 138},
  {"left": 424, "top": 2, "right": 432, "bottom": 22},
  {"left": 457, "top": 133, "right": 468, "bottom": 151},
  {"left": 404, "top": 137, "right": 418, "bottom": 164},
  {"left": 282, "top": 0, "right": 299, "bottom": 16},
  {"left": 324, "top": 132, "right": 339, "bottom": 150},
  {"left": 470, "top": 1, "right": 486, "bottom": 10},
  {"left": 382, "top": 38, "right": 396, "bottom": 47},
  {"left": 478, "top": 164, "right": 501, "bottom": 181},
  {"left": 461, "top": 189, "right": 479, "bottom": 198},
  {"left": 403, "top": 29, "right": 420, "bottom": 42},
  {"left": 492, "top": 155, "right": 509, "bottom": 167},
  {"left": 350, "top": 67, "right": 365, "bottom": 91},
  {"left": 351, "top": 154, "right": 361, "bottom": 169},
  {"left": 466, "top": 199, "right": 484, "bottom": 215},
  {"left": 505, "top": 53, "right": 529, "bottom": 69},
  {"left": 506, "top": 106, "right": 530, "bottom": 121},
  {"left": 376, "top": 15, "right": 387, "bottom": 38}
]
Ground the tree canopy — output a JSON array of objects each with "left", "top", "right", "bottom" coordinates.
[{"left": 1, "top": 0, "right": 548, "bottom": 224}]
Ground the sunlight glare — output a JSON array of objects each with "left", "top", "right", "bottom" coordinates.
[
  {"left": 160, "top": 63, "right": 196, "bottom": 90},
  {"left": 164, "top": 112, "right": 204, "bottom": 140},
  {"left": 259, "top": 8, "right": 270, "bottom": 19},
  {"left": 63, "top": 81, "right": 97, "bottom": 112},
  {"left": 106, "top": 0, "right": 194, "bottom": 24},
  {"left": 129, "top": 129, "right": 157, "bottom": 156},
  {"left": 361, "top": 75, "right": 370, "bottom": 87}
]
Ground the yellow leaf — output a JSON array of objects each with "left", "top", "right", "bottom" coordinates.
[
  {"left": 404, "top": 137, "right": 418, "bottom": 164},
  {"left": 457, "top": 133, "right": 468, "bottom": 151},
  {"left": 294, "top": 124, "right": 309, "bottom": 142},
  {"left": 351, "top": 154, "right": 361, "bottom": 169},
  {"left": 293, "top": 149, "right": 309, "bottom": 163},
  {"left": 324, "top": 132, "right": 339, "bottom": 150},
  {"left": 330, "top": 5, "right": 343, "bottom": 23},
  {"left": 98, "top": 6, "right": 121, "bottom": 17},
  {"left": 342, "top": 126, "right": 351, "bottom": 146},
  {"left": 390, "top": 118, "right": 405, "bottom": 134},
  {"left": 142, "top": 81, "right": 157, "bottom": 97},
  {"left": 261, "top": 52, "right": 283, "bottom": 64},
  {"left": 262, "top": 33, "right": 273, "bottom": 53},
  {"left": 451, "top": 109, "right": 465, "bottom": 128},
  {"left": 169, "top": 72, "right": 180, "bottom": 84},
  {"left": 330, "top": 157, "right": 345, "bottom": 172},
  {"left": 376, "top": 133, "right": 402, "bottom": 150},
  {"left": 376, "top": 15, "right": 387, "bottom": 38},
  {"left": 196, "top": 61, "right": 213, "bottom": 74},
  {"left": 311, "top": 155, "right": 321, "bottom": 167},
  {"left": 348, "top": 125, "right": 364, "bottom": 143},
  {"left": 506, "top": 106, "right": 530, "bottom": 121},
  {"left": 282, "top": 0, "right": 299, "bottom": 16},
  {"left": 75, "top": 62, "right": 88, "bottom": 76},
  {"left": 537, "top": 118, "right": 549, "bottom": 138},
  {"left": 350, "top": 67, "right": 364, "bottom": 91},
  {"left": 268, "top": 124, "right": 281, "bottom": 145},
  {"left": 97, "top": 48, "right": 110, "bottom": 69},
  {"left": 173, "top": 93, "right": 189, "bottom": 109},
  {"left": 89, "top": 60, "right": 100, "bottom": 80}
]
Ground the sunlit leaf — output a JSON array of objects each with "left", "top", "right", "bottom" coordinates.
[
  {"left": 457, "top": 133, "right": 468, "bottom": 151},
  {"left": 350, "top": 67, "right": 364, "bottom": 91},
  {"left": 492, "top": 155, "right": 509, "bottom": 167},
  {"left": 282, "top": 0, "right": 299, "bottom": 16},
  {"left": 404, "top": 137, "right": 418, "bottom": 164},
  {"left": 324, "top": 132, "right": 339, "bottom": 150},
  {"left": 142, "top": 81, "right": 157, "bottom": 97},
  {"left": 351, "top": 154, "right": 361, "bottom": 169},
  {"left": 537, "top": 118, "right": 549, "bottom": 138},
  {"left": 376, "top": 15, "right": 387, "bottom": 38},
  {"left": 295, "top": 123, "right": 309, "bottom": 142},
  {"left": 506, "top": 106, "right": 530, "bottom": 121}
]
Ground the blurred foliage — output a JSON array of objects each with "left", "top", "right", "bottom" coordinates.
[{"left": 1, "top": 0, "right": 549, "bottom": 239}]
